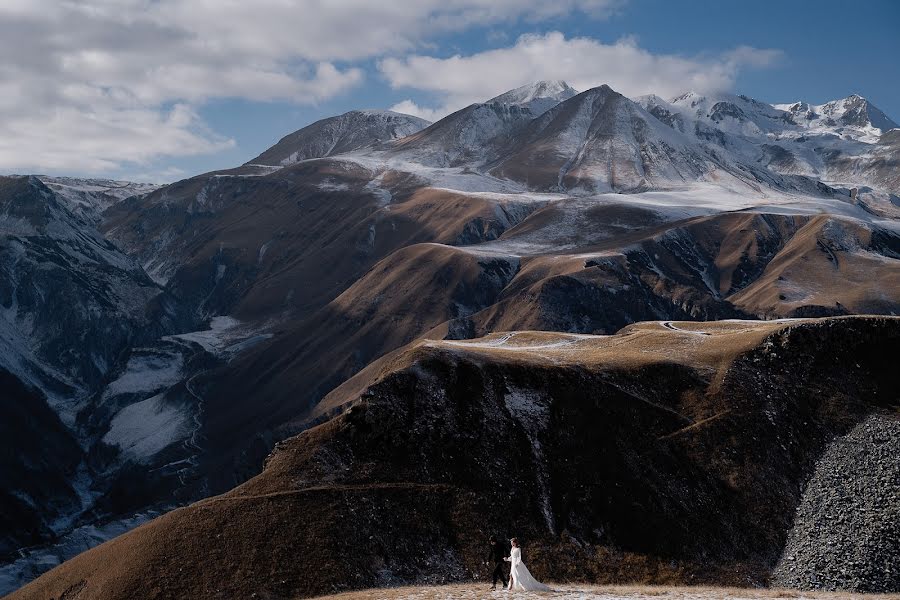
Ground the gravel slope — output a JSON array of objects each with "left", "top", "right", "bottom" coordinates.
[{"left": 772, "top": 414, "right": 900, "bottom": 592}]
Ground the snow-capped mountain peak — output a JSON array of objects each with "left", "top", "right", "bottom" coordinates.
[
  {"left": 667, "top": 90, "right": 792, "bottom": 137},
  {"left": 248, "top": 109, "right": 431, "bottom": 166},
  {"left": 775, "top": 94, "right": 898, "bottom": 135},
  {"left": 488, "top": 80, "right": 579, "bottom": 116}
]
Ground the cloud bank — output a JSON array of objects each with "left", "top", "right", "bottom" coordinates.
[
  {"left": 384, "top": 32, "right": 782, "bottom": 120},
  {"left": 0, "top": 1, "right": 780, "bottom": 177}
]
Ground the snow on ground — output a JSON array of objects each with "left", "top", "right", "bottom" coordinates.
[
  {"left": 432, "top": 188, "right": 564, "bottom": 204},
  {"left": 101, "top": 351, "right": 184, "bottom": 401},
  {"left": 319, "top": 583, "right": 869, "bottom": 600},
  {"left": 453, "top": 182, "right": 897, "bottom": 259},
  {"left": 239, "top": 164, "right": 285, "bottom": 174},
  {"left": 364, "top": 171, "right": 394, "bottom": 205},
  {"left": 99, "top": 316, "right": 273, "bottom": 463},
  {"left": 163, "top": 315, "right": 273, "bottom": 357},
  {"left": 101, "top": 393, "right": 192, "bottom": 462},
  {"left": 331, "top": 154, "right": 532, "bottom": 194},
  {"left": 0, "top": 311, "right": 86, "bottom": 427},
  {"left": 317, "top": 178, "right": 351, "bottom": 192},
  {"left": 46, "top": 462, "right": 102, "bottom": 534},
  {"left": 37, "top": 176, "right": 161, "bottom": 219}
]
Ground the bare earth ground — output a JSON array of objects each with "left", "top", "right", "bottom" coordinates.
[{"left": 314, "top": 584, "right": 900, "bottom": 600}]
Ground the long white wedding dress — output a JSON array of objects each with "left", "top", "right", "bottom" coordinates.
[{"left": 506, "top": 546, "right": 550, "bottom": 592}]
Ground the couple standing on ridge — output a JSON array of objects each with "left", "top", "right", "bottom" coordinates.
[{"left": 488, "top": 536, "right": 550, "bottom": 592}]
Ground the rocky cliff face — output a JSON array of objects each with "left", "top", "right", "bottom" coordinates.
[
  {"left": 0, "top": 368, "right": 83, "bottom": 557},
  {"left": 10, "top": 316, "right": 899, "bottom": 600},
  {"left": 0, "top": 176, "right": 173, "bottom": 393}
]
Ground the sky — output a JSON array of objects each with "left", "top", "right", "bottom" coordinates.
[{"left": 1, "top": 0, "right": 897, "bottom": 183}]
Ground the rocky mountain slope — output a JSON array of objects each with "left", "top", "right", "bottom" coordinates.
[
  {"left": 489, "top": 85, "right": 725, "bottom": 193},
  {"left": 638, "top": 91, "right": 900, "bottom": 198},
  {"left": 248, "top": 110, "right": 431, "bottom": 167},
  {"left": 9, "top": 316, "right": 899, "bottom": 600},
  {"left": 387, "top": 80, "right": 580, "bottom": 168},
  {"left": 771, "top": 415, "right": 900, "bottom": 592},
  {"left": 36, "top": 176, "right": 161, "bottom": 224},
  {"left": 0, "top": 175, "right": 171, "bottom": 396},
  {"left": 0, "top": 175, "right": 176, "bottom": 585},
  {"left": 2, "top": 80, "right": 899, "bottom": 595},
  {"left": 0, "top": 176, "right": 268, "bottom": 591},
  {"left": 489, "top": 80, "right": 578, "bottom": 116}
]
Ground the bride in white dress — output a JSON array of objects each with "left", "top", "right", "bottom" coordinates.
[{"left": 505, "top": 537, "right": 550, "bottom": 592}]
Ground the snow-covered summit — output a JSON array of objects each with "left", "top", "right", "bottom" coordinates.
[
  {"left": 667, "top": 91, "right": 793, "bottom": 137},
  {"left": 634, "top": 90, "right": 900, "bottom": 194},
  {"left": 248, "top": 109, "right": 431, "bottom": 166},
  {"left": 775, "top": 94, "right": 898, "bottom": 140},
  {"left": 384, "top": 82, "right": 579, "bottom": 168},
  {"left": 488, "top": 80, "right": 579, "bottom": 116},
  {"left": 488, "top": 84, "right": 735, "bottom": 194}
]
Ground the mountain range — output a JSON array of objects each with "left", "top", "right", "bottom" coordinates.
[{"left": 2, "top": 81, "right": 899, "bottom": 597}]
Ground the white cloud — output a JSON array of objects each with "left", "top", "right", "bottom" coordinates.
[
  {"left": 388, "top": 100, "right": 446, "bottom": 123},
  {"left": 380, "top": 32, "right": 783, "bottom": 119},
  {"left": 1, "top": 1, "right": 622, "bottom": 175},
  {"left": 0, "top": 102, "right": 234, "bottom": 175}
]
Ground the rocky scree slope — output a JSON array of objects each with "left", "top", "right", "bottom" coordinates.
[
  {"left": 772, "top": 414, "right": 900, "bottom": 592},
  {"left": 10, "top": 316, "right": 900, "bottom": 600}
]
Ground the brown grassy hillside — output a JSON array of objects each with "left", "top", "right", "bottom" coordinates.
[{"left": 10, "top": 316, "right": 899, "bottom": 600}]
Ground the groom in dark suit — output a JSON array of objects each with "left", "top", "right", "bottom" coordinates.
[{"left": 487, "top": 536, "right": 509, "bottom": 589}]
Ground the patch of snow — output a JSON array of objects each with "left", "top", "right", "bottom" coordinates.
[
  {"left": 489, "top": 80, "right": 579, "bottom": 116},
  {"left": 257, "top": 240, "right": 272, "bottom": 264},
  {"left": 101, "top": 351, "right": 183, "bottom": 401},
  {"left": 37, "top": 176, "right": 161, "bottom": 222},
  {"left": 102, "top": 393, "right": 191, "bottom": 462},
  {"left": 215, "top": 263, "right": 227, "bottom": 283},
  {"left": 364, "top": 172, "right": 393, "bottom": 205},
  {"left": 163, "top": 315, "right": 272, "bottom": 358},
  {"left": 317, "top": 178, "right": 350, "bottom": 192},
  {"left": 442, "top": 332, "right": 585, "bottom": 352},
  {"left": 241, "top": 164, "right": 285, "bottom": 174}
]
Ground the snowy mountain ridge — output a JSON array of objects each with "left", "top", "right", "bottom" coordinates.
[
  {"left": 488, "top": 80, "right": 579, "bottom": 116},
  {"left": 35, "top": 176, "right": 162, "bottom": 224},
  {"left": 248, "top": 109, "right": 431, "bottom": 167},
  {"left": 775, "top": 94, "right": 899, "bottom": 140},
  {"left": 634, "top": 89, "right": 899, "bottom": 197}
]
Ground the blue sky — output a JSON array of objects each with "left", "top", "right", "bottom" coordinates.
[{"left": 2, "top": 0, "right": 897, "bottom": 182}]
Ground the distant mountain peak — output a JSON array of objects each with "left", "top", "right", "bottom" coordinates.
[
  {"left": 247, "top": 109, "right": 430, "bottom": 166},
  {"left": 776, "top": 94, "right": 898, "bottom": 133},
  {"left": 489, "top": 80, "right": 578, "bottom": 116}
]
